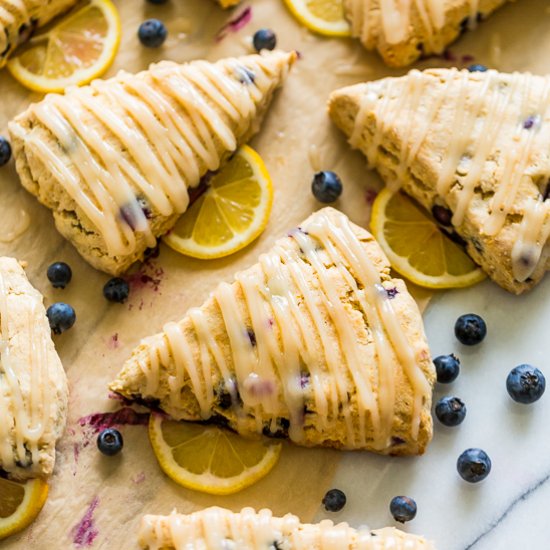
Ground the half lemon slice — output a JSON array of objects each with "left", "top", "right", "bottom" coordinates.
[
  {"left": 7, "top": 0, "right": 121, "bottom": 93},
  {"left": 371, "top": 188, "right": 486, "bottom": 289},
  {"left": 283, "top": 0, "right": 351, "bottom": 37},
  {"left": 0, "top": 477, "right": 48, "bottom": 540},
  {"left": 149, "top": 413, "right": 282, "bottom": 495},
  {"left": 163, "top": 145, "right": 274, "bottom": 259}
]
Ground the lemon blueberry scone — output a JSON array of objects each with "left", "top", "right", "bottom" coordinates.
[
  {"left": 138, "top": 507, "right": 435, "bottom": 550},
  {"left": 9, "top": 50, "right": 296, "bottom": 275},
  {"left": 110, "top": 208, "right": 435, "bottom": 455},
  {"left": 329, "top": 68, "right": 550, "bottom": 294},
  {"left": 344, "top": 0, "right": 515, "bottom": 68},
  {"left": 0, "top": 0, "right": 78, "bottom": 68},
  {"left": 0, "top": 257, "right": 68, "bottom": 481}
]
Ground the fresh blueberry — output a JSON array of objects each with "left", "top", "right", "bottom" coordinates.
[
  {"left": 389, "top": 496, "right": 417, "bottom": 523},
  {"left": 138, "top": 19, "right": 167, "bottom": 48},
  {"left": 0, "top": 136, "right": 11, "bottom": 166},
  {"left": 47, "top": 262, "right": 72, "bottom": 289},
  {"left": 311, "top": 171, "right": 343, "bottom": 203},
  {"left": 97, "top": 428, "right": 124, "bottom": 456},
  {"left": 46, "top": 302, "right": 76, "bottom": 334},
  {"left": 468, "top": 64, "right": 488, "bottom": 73},
  {"left": 431, "top": 204, "right": 453, "bottom": 227},
  {"left": 252, "top": 29, "right": 277, "bottom": 52},
  {"left": 457, "top": 448, "right": 491, "bottom": 483},
  {"left": 435, "top": 396, "right": 466, "bottom": 426},
  {"left": 434, "top": 354, "right": 460, "bottom": 383},
  {"left": 103, "top": 277, "right": 130, "bottom": 303},
  {"left": 454, "top": 313, "right": 487, "bottom": 345},
  {"left": 506, "top": 364, "right": 546, "bottom": 404},
  {"left": 322, "top": 488, "right": 346, "bottom": 512}
]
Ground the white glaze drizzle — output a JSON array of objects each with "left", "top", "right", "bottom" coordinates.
[
  {"left": 347, "top": 0, "right": 479, "bottom": 50},
  {"left": 138, "top": 507, "right": 433, "bottom": 550},
  {"left": 15, "top": 55, "right": 280, "bottom": 256},
  {"left": 0, "top": 267, "right": 50, "bottom": 475},
  {"left": 138, "top": 210, "right": 431, "bottom": 449},
  {"left": 349, "top": 68, "right": 550, "bottom": 283}
]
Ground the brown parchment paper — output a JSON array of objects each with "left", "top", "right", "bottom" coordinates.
[{"left": 1, "top": 0, "right": 548, "bottom": 547}]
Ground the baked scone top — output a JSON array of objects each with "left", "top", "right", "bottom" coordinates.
[
  {"left": 0, "top": 257, "right": 68, "bottom": 480},
  {"left": 9, "top": 50, "right": 296, "bottom": 272},
  {"left": 344, "top": 0, "right": 512, "bottom": 67},
  {"left": 139, "top": 507, "right": 435, "bottom": 549},
  {"left": 111, "top": 208, "right": 434, "bottom": 453},
  {"left": 329, "top": 68, "right": 550, "bottom": 292}
]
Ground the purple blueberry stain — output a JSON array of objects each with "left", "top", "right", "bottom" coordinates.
[
  {"left": 300, "top": 373, "right": 310, "bottom": 389},
  {"left": 385, "top": 287, "right": 399, "bottom": 299},
  {"left": 523, "top": 115, "right": 541, "bottom": 130},
  {"left": 71, "top": 497, "right": 99, "bottom": 548},
  {"left": 78, "top": 407, "right": 150, "bottom": 434},
  {"left": 216, "top": 7, "right": 252, "bottom": 42},
  {"left": 247, "top": 328, "right": 257, "bottom": 346}
]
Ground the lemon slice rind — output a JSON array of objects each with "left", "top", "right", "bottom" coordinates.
[
  {"left": 163, "top": 145, "right": 274, "bottom": 260},
  {"left": 371, "top": 188, "right": 487, "bottom": 289},
  {"left": 0, "top": 477, "right": 48, "bottom": 540},
  {"left": 7, "top": 0, "right": 121, "bottom": 93},
  {"left": 148, "top": 414, "right": 282, "bottom": 495},
  {"left": 283, "top": 0, "right": 351, "bottom": 37}
]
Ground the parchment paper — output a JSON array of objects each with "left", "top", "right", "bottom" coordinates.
[{"left": 1, "top": 0, "right": 548, "bottom": 547}]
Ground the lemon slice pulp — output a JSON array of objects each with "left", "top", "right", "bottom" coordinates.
[
  {"left": 7, "top": 0, "right": 121, "bottom": 93},
  {"left": 283, "top": 0, "right": 351, "bottom": 37},
  {"left": 0, "top": 477, "right": 48, "bottom": 540},
  {"left": 371, "top": 188, "right": 486, "bottom": 289},
  {"left": 148, "top": 413, "right": 282, "bottom": 495},
  {"left": 163, "top": 145, "right": 274, "bottom": 259}
]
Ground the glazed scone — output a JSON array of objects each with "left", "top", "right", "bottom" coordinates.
[
  {"left": 0, "top": 0, "right": 78, "bottom": 68},
  {"left": 344, "top": 0, "right": 515, "bottom": 68},
  {"left": 138, "top": 507, "right": 435, "bottom": 549},
  {"left": 9, "top": 50, "right": 297, "bottom": 275},
  {"left": 110, "top": 208, "right": 435, "bottom": 455},
  {"left": 0, "top": 257, "right": 68, "bottom": 480},
  {"left": 329, "top": 69, "right": 550, "bottom": 294}
]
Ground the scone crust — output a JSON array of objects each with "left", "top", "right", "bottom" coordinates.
[
  {"left": 110, "top": 208, "right": 435, "bottom": 455},
  {"left": 0, "top": 257, "right": 68, "bottom": 480},
  {"left": 9, "top": 51, "right": 296, "bottom": 275},
  {"left": 344, "top": 0, "right": 513, "bottom": 68},
  {"left": 329, "top": 69, "right": 550, "bottom": 294}
]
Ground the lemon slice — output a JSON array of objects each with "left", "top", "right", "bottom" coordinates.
[
  {"left": 283, "top": 0, "right": 351, "bottom": 37},
  {"left": 149, "top": 413, "right": 282, "bottom": 495},
  {"left": 0, "top": 477, "right": 48, "bottom": 540},
  {"left": 371, "top": 188, "right": 486, "bottom": 289},
  {"left": 7, "top": 0, "right": 121, "bottom": 93},
  {"left": 163, "top": 145, "right": 274, "bottom": 259}
]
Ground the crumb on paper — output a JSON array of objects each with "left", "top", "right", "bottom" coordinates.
[
  {"left": 216, "top": 6, "right": 252, "bottom": 42},
  {"left": 71, "top": 497, "right": 99, "bottom": 548}
]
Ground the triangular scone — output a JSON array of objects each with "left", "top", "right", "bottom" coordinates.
[
  {"left": 139, "top": 507, "right": 435, "bottom": 550},
  {"left": 0, "top": 257, "right": 68, "bottom": 480},
  {"left": 9, "top": 51, "right": 296, "bottom": 275},
  {"left": 329, "top": 68, "right": 550, "bottom": 294},
  {"left": 344, "top": 0, "right": 514, "bottom": 67},
  {"left": 0, "top": 0, "right": 78, "bottom": 68},
  {"left": 110, "top": 208, "right": 434, "bottom": 455}
]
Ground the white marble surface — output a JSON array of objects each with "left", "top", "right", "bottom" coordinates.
[{"left": 325, "top": 277, "right": 550, "bottom": 548}]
